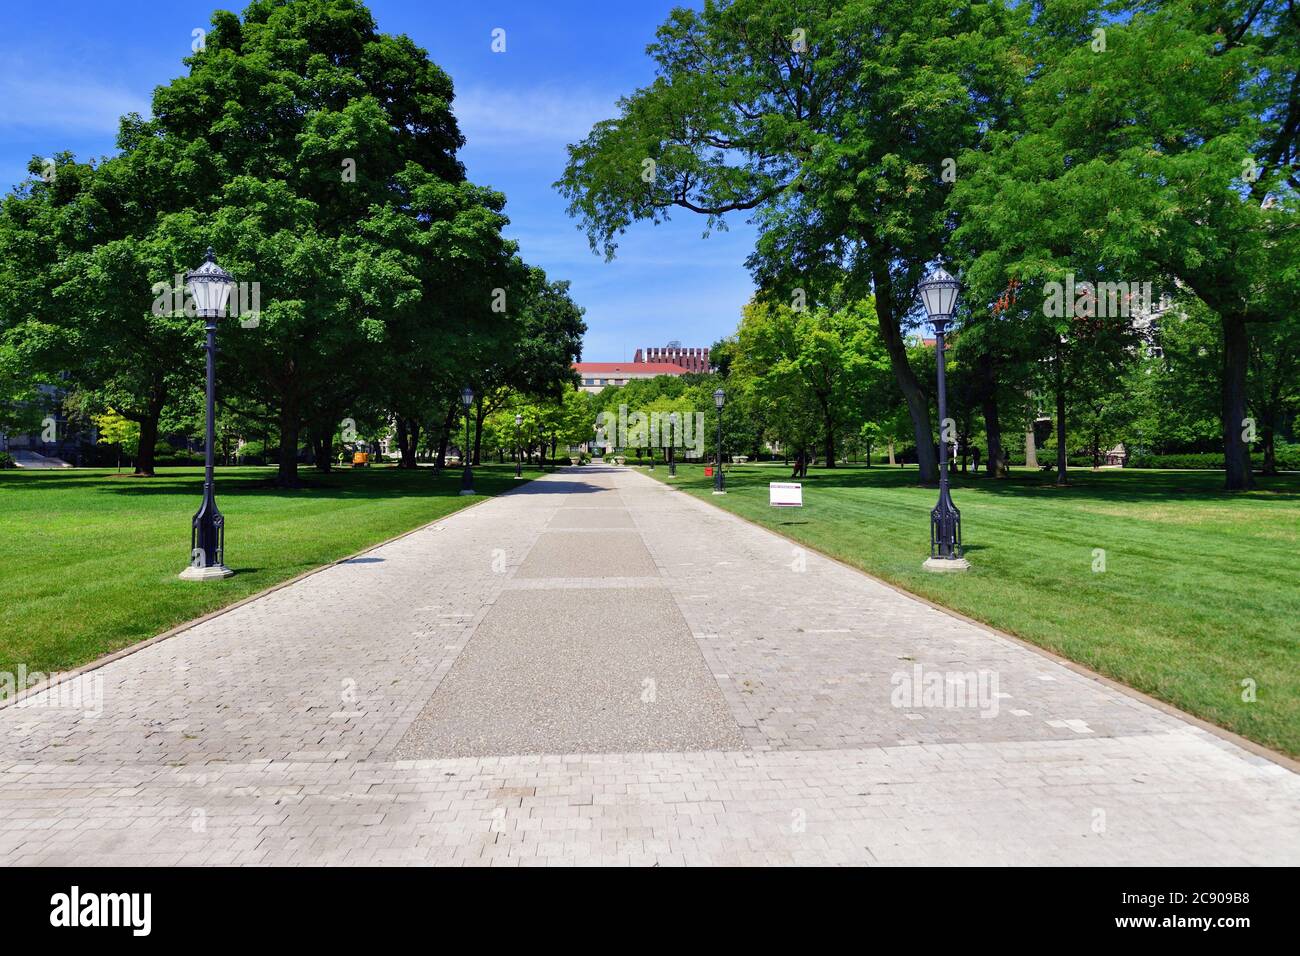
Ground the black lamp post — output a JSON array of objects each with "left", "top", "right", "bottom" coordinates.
[
  {"left": 180, "top": 248, "right": 235, "bottom": 580},
  {"left": 918, "top": 266, "right": 970, "bottom": 571},
  {"left": 514, "top": 413, "right": 523, "bottom": 479},
  {"left": 460, "top": 386, "right": 475, "bottom": 495},
  {"left": 712, "top": 387, "right": 726, "bottom": 495},
  {"left": 668, "top": 413, "right": 677, "bottom": 478}
]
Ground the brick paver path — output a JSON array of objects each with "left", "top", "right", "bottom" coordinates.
[{"left": 2, "top": 466, "right": 1296, "bottom": 865}]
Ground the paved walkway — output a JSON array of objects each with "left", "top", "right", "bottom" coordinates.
[{"left": 1, "top": 466, "right": 1296, "bottom": 865}]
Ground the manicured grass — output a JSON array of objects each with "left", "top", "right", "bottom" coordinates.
[
  {"left": 0, "top": 463, "right": 540, "bottom": 685},
  {"left": 645, "top": 462, "right": 1300, "bottom": 757}
]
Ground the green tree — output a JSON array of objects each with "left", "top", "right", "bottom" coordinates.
[
  {"left": 732, "top": 298, "right": 890, "bottom": 468},
  {"left": 558, "top": 0, "right": 1024, "bottom": 483},
  {"left": 952, "top": 0, "right": 1300, "bottom": 489},
  {"left": 92, "top": 407, "right": 141, "bottom": 470}
]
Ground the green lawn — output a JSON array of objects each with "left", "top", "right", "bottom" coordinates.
[
  {"left": 644, "top": 462, "right": 1300, "bottom": 757},
  {"left": 0, "top": 463, "right": 539, "bottom": 684}
]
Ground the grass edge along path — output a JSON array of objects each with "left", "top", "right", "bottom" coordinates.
[
  {"left": 0, "top": 463, "right": 540, "bottom": 688},
  {"left": 639, "top": 461, "right": 1299, "bottom": 758}
]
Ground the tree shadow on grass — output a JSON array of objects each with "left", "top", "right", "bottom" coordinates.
[{"left": 6, "top": 466, "right": 592, "bottom": 502}]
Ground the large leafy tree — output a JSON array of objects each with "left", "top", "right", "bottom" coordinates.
[
  {"left": 558, "top": 0, "right": 1023, "bottom": 483},
  {"left": 732, "top": 297, "right": 890, "bottom": 467},
  {"left": 139, "top": 0, "right": 485, "bottom": 485},
  {"left": 0, "top": 149, "right": 208, "bottom": 476},
  {"left": 467, "top": 266, "right": 586, "bottom": 464},
  {"left": 953, "top": 0, "right": 1300, "bottom": 489}
]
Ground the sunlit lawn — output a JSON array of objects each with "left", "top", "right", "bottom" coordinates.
[
  {"left": 645, "top": 462, "right": 1300, "bottom": 757},
  {"left": 0, "top": 463, "right": 538, "bottom": 684}
]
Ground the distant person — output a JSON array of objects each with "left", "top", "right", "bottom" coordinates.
[{"left": 971, "top": 447, "right": 981, "bottom": 473}]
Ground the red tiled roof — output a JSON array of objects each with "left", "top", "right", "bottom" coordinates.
[{"left": 573, "top": 362, "right": 689, "bottom": 375}]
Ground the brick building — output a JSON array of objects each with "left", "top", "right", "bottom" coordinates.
[{"left": 632, "top": 343, "right": 710, "bottom": 374}]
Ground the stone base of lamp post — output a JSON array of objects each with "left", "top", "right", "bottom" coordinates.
[
  {"left": 922, "top": 556, "right": 971, "bottom": 573},
  {"left": 711, "top": 489, "right": 727, "bottom": 495},
  {"left": 178, "top": 564, "right": 235, "bottom": 581},
  {"left": 459, "top": 489, "right": 475, "bottom": 496}
]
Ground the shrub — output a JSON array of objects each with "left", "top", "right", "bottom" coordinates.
[
  {"left": 1127, "top": 448, "right": 1300, "bottom": 471},
  {"left": 0, "top": 452, "right": 15, "bottom": 469},
  {"left": 154, "top": 450, "right": 206, "bottom": 466}
]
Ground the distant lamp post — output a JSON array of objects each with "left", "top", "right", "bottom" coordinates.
[
  {"left": 460, "top": 386, "right": 475, "bottom": 495},
  {"left": 179, "top": 248, "right": 235, "bottom": 581},
  {"left": 668, "top": 413, "right": 678, "bottom": 478},
  {"left": 712, "top": 387, "right": 726, "bottom": 495},
  {"left": 918, "top": 265, "right": 970, "bottom": 572},
  {"left": 514, "top": 413, "right": 524, "bottom": 479}
]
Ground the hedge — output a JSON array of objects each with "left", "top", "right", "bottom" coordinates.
[{"left": 1127, "top": 449, "right": 1300, "bottom": 471}]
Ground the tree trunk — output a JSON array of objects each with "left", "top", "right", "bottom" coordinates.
[
  {"left": 823, "top": 414, "right": 836, "bottom": 467},
  {"left": 1024, "top": 424, "right": 1038, "bottom": 469},
  {"left": 1260, "top": 418, "right": 1277, "bottom": 475},
  {"left": 395, "top": 416, "right": 420, "bottom": 469},
  {"left": 134, "top": 412, "right": 160, "bottom": 477},
  {"left": 313, "top": 430, "right": 332, "bottom": 473},
  {"left": 1221, "top": 315, "right": 1254, "bottom": 490},
  {"left": 887, "top": 441, "right": 896, "bottom": 466},
  {"left": 872, "top": 259, "right": 937, "bottom": 483},
  {"left": 277, "top": 402, "right": 301, "bottom": 488},
  {"left": 1053, "top": 343, "right": 1068, "bottom": 486},
  {"left": 978, "top": 366, "right": 1006, "bottom": 478},
  {"left": 472, "top": 399, "right": 485, "bottom": 466},
  {"left": 434, "top": 401, "right": 458, "bottom": 471}
]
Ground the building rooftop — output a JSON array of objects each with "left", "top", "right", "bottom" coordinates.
[{"left": 573, "top": 362, "right": 690, "bottom": 375}]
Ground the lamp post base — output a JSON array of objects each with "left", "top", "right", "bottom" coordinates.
[
  {"left": 922, "top": 556, "right": 970, "bottom": 573},
  {"left": 459, "top": 489, "right": 476, "bottom": 496},
  {"left": 178, "top": 564, "right": 235, "bottom": 581},
  {"left": 711, "top": 490, "right": 727, "bottom": 495}
]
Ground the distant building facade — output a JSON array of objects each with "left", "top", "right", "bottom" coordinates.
[
  {"left": 573, "top": 361, "right": 691, "bottom": 394},
  {"left": 632, "top": 342, "right": 710, "bottom": 374}
]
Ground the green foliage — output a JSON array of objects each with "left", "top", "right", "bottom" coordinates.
[
  {"left": 1129, "top": 448, "right": 1300, "bottom": 471},
  {"left": 558, "top": 0, "right": 1030, "bottom": 483},
  {"left": 92, "top": 408, "right": 141, "bottom": 457},
  {"left": 0, "top": 0, "right": 584, "bottom": 485},
  {"left": 949, "top": 0, "right": 1300, "bottom": 487}
]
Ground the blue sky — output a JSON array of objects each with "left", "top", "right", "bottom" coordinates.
[{"left": 0, "top": 0, "right": 759, "bottom": 361}]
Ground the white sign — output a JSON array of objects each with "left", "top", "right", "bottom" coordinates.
[{"left": 769, "top": 482, "right": 803, "bottom": 507}]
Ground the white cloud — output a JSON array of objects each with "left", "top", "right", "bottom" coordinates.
[
  {"left": 0, "top": 63, "right": 151, "bottom": 135},
  {"left": 453, "top": 85, "right": 616, "bottom": 150}
]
